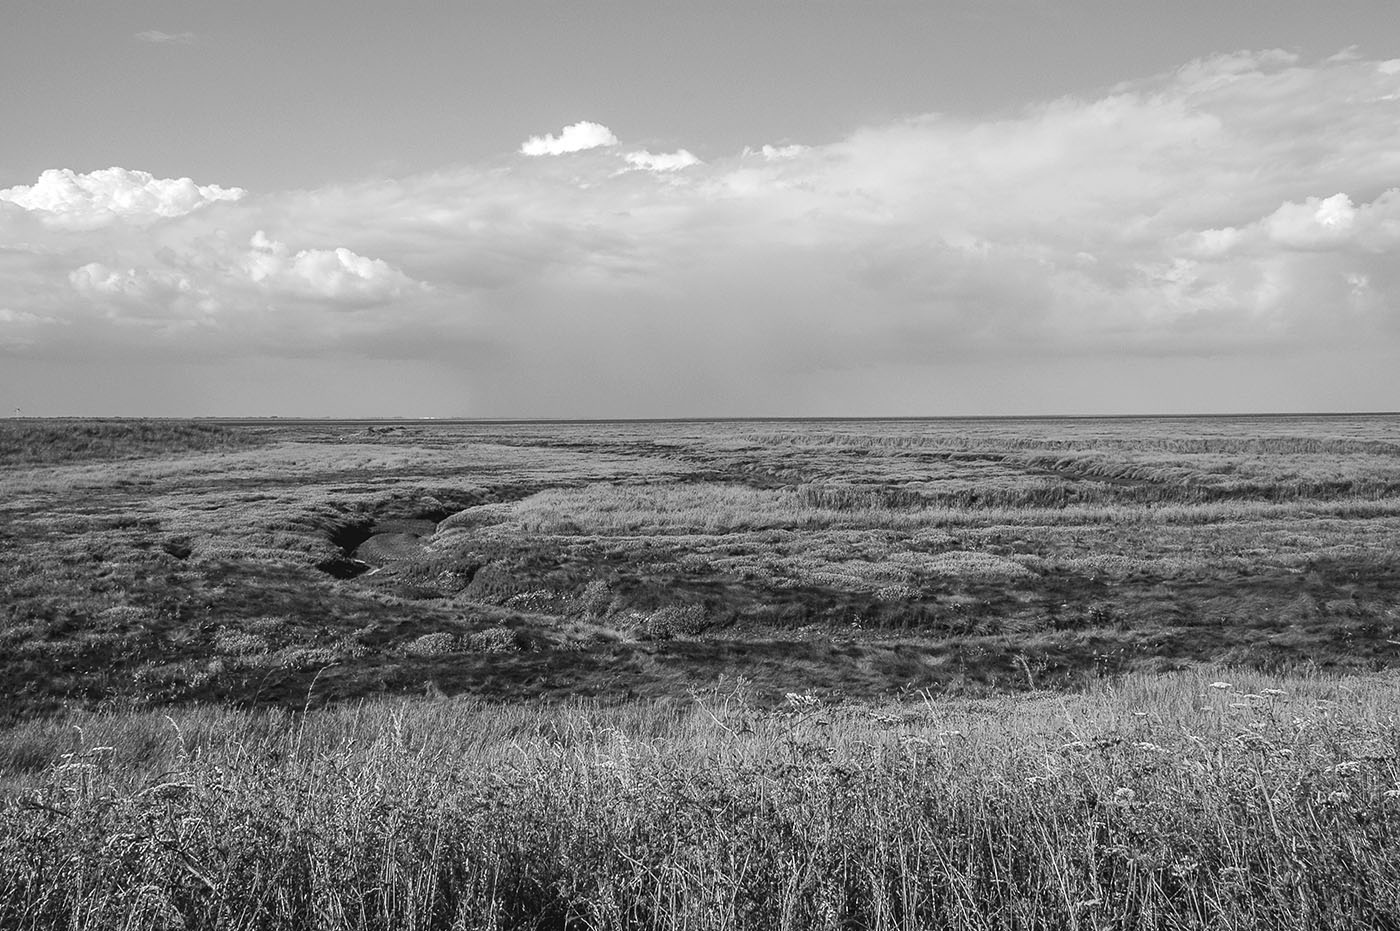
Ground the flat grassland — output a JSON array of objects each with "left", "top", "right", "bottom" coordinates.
[{"left": 2, "top": 415, "right": 1400, "bottom": 928}]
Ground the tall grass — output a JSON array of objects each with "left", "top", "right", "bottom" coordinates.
[
  {"left": 504, "top": 481, "right": 1400, "bottom": 536},
  {"left": 738, "top": 421, "right": 1400, "bottom": 456},
  {"left": 0, "top": 420, "right": 264, "bottom": 466},
  {"left": 4, "top": 670, "right": 1400, "bottom": 929}
]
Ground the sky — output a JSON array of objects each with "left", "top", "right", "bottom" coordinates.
[{"left": 1, "top": 1, "right": 1398, "bottom": 417}]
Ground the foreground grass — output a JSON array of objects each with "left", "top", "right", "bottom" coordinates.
[{"left": 3, "top": 670, "right": 1399, "bottom": 930}]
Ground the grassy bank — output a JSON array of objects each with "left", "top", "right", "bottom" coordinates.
[{"left": 3, "top": 670, "right": 1399, "bottom": 929}]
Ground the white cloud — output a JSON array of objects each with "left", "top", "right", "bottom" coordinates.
[
  {"left": 39, "top": 230, "right": 424, "bottom": 353},
  {"left": 5, "top": 50, "right": 1400, "bottom": 413},
  {"left": 1265, "top": 193, "right": 1357, "bottom": 246},
  {"left": 519, "top": 121, "right": 618, "bottom": 156},
  {"left": 0, "top": 167, "right": 244, "bottom": 228},
  {"left": 242, "top": 231, "right": 419, "bottom": 302},
  {"left": 1192, "top": 189, "right": 1400, "bottom": 255},
  {"left": 753, "top": 144, "right": 808, "bottom": 160},
  {"left": 134, "top": 30, "right": 196, "bottom": 44},
  {"left": 623, "top": 149, "right": 701, "bottom": 172},
  {"left": 69, "top": 263, "right": 195, "bottom": 301},
  {"left": 64, "top": 262, "right": 217, "bottom": 340}
]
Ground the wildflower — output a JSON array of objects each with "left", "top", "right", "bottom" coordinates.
[
  {"left": 1209, "top": 681, "right": 1233, "bottom": 690},
  {"left": 784, "top": 692, "right": 820, "bottom": 711},
  {"left": 1329, "top": 760, "right": 1366, "bottom": 775},
  {"left": 1112, "top": 787, "right": 1137, "bottom": 805},
  {"left": 1262, "top": 688, "right": 1285, "bottom": 696},
  {"left": 1170, "top": 857, "right": 1200, "bottom": 879}
]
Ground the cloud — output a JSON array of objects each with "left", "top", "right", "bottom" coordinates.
[
  {"left": 14, "top": 219, "right": 426, "bottom": 357},
  {"left": 749, "top": 144, "right": 808, "bottom": 160},
  {"left": 243, "top": 231, "right": 420, "bottom": 302},
  {"left": 134, "top": 30, "right": 197, "bottom": 44},
  {"left": 623, "top": 149, "right": 701, "bottom": 172},
  {"left": 67, "top": 230, "right": 421, "bottom": 316},
  {"left": 1263, "top": 193, "right": 1359, "bottom": 247},
  {"left": 519, "top": 121, "right": 618, "bottom": 156},
  {"left": 5, "top": 50, "right": 1400, "bottom": 414},
  {"left": 69, "top": 263, "right": 195, "bottom": 302},
  {"left": 62, "top": 262, "right": 217, "bottom": 345},
  {"left": 0, "top": 167, "right": 244, "bottom": 229},
  {"left": 1188, "top": 189, "right": 1400, "bottom": 255}
]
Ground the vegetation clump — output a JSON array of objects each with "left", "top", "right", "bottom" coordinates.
[
  {"left": 638, "top": 604, "right": 710, "bottom": 640},
  {"left": 464, "top": 626, "right": 520, "bottom": 654},
  {"left": 212, "top": 630, "right": 270, "bottom": 656},
  {"left": 405, "top": 631, "right": 459, "bottom": 657}
]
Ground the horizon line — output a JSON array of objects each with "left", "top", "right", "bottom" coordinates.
[{"left": 8, "top": 410, "right": 1399, "bottom": 425}]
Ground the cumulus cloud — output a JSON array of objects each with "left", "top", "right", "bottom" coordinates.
[
  {"left": 242, "top": 231, "right": 419, "bottom": 302},
  {"left": 0, "top": 167, "right": 244, "bottom": 228},
  {"left": 623, "top": 149, "right": 701, "bottom": 172},
  {"left": 1189, "top": 189, "right": 1400, "bottom": 255},
  {"left": 69, "top": 263, "right": 195, "bottom": 301},
  {"left": 749, "top": 144, "right": 808, "bottom": 160},
  {"left": 519, "top": 121, "right": 618, "bottom": 156},
  {"left": 1264, "top": 193, "right": 1359, "bottom": 247},
  {"left": 61, "top": 262, "right": 218, "bottom": 344},
  {"left": 134, "top": 30, "right": 196, "bottom": 44},
  {"left": 5, "top": 50, "right": 1400, "bottom": 414},
  {"left": 10, "top": 217, "right": 425, "bottom": 357}
]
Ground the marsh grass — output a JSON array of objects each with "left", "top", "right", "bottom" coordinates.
[
  {"left": 3, "top": 670, "right": 1400, "bottom": 929},
  {"left": 504, "top": 482, "right": 1400, "bottom": 537},
  {"left": 0, "top": 419, "right": 263, "bottom": 466},
  {"left": 4, "top": 416, "right": 1400, "bottom": 714},
  {"left": 6, "top": 417, "right": 1400, "bottom": 926}
]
